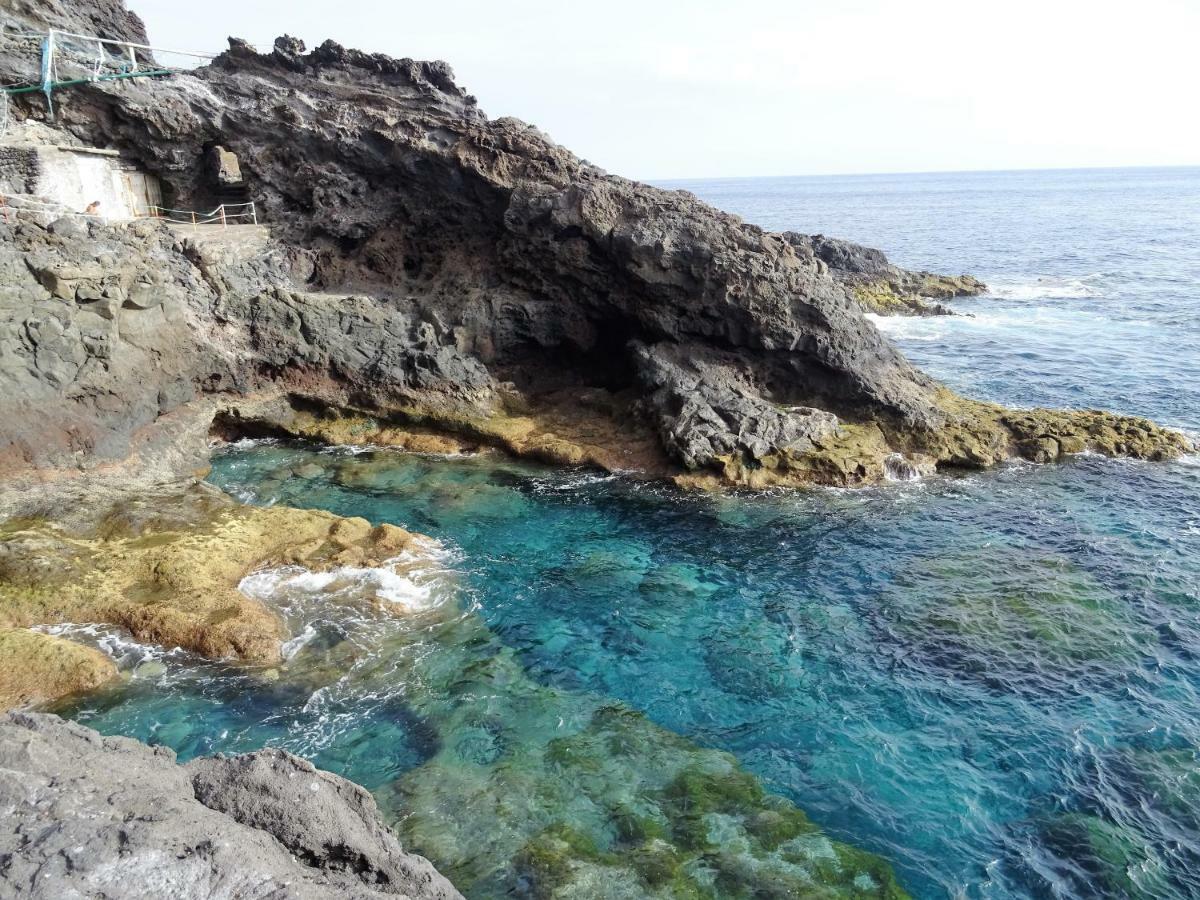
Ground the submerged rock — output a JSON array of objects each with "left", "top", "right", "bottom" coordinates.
[{"left": 0, "top": 711, "right": 461, "bottom": 899}]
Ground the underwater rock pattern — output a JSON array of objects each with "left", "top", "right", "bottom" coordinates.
[{"left": 44, "top": 448, "right": 911, "bottom": 898}]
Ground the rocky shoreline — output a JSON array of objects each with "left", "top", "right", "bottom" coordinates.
[
  {"left": 1, "top": 2, "right": 1191, "bottom": 512},
  {"left": 0, "top": 711, "right": 461, "bottom": 898},
  {"left": 0, "top": 0, "right": 1194, "bottom": 897}
]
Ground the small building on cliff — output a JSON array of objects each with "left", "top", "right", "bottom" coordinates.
[{"left": 0, "top": 141, "right": 161, "bottom": 219}]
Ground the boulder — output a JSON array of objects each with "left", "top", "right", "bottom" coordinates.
[{"left": 0, "top": 712, "right": 462, "bottom": 899}]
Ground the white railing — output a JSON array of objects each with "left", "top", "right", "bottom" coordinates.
[
  {"left": 148, "top": 201, "right": 258, "bottom": 227},
  {"left": 0, "top": 195, "right": 259, "bottom": 228}
]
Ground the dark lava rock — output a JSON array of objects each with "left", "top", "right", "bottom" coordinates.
[
  {"left": 0, "top": 0, "right": 1188, "bottom": 501},
  {"left": 0, "top": 711, "right": 462, "bottom": 899}
]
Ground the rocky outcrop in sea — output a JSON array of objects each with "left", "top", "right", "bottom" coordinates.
[{"left": 0, "top": 0, "right": 1189, "bottom": 511}]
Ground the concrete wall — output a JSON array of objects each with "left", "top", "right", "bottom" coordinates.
[{"left": 0, "top": 145, "right": 161, "bottom": 219}]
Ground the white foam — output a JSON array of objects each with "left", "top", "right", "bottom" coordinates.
[
  {"left": 280, "top": 624, "right": 318, "bottom": 661},
  {"left": 31, "top": 622, "right": 184, "bottom": 669},
  {"left": 866, "top": 312, "right": 948, "bottom": 342},
  {"left": 534, "top": 472, "right": 621, "bottom": 493},
  {"left": 238, "top": 539, "right": 453, "bottom": 613},
  {"left": 883, "top": 453, "right": 927, "bottom": 483},
  {"left": 985, "top": 275, "right": 1100, "bottom": 301}
]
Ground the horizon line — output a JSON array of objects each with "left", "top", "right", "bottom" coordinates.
[{"left": 646, "top": 161, "right": 1200, "bottom": 184}]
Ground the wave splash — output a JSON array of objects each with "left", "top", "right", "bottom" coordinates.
[{"left": 985, "top": 274, "right": 1101, "bottom": 301}]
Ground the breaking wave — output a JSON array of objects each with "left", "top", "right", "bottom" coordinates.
[{"left": 985, "top": 274, "right": 1102, "bottom": 301}]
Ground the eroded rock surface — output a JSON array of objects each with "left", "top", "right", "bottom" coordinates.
[
  {"left": 787, "top": 233, "right": 988, "bottom": 315},
  {"left": 0, "top": 628, "right": 117, "bottom": 709},
  {"left": 0, "top": 1, "right": 1190, "bottom": 503},
  {"left": 0, "top": 480, "right": 438, "bottom": 708},
  {"left": 0, "top": 711, "right": 462, "bottom": 899}
]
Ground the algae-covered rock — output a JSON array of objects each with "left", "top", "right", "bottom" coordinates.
[
  {"left": 0, "top": 483, "right": 427, "bottom": 668},
  {"left": 382, "top": 638, "right": 911, "bottom": 900},
  {"left": 784, "top": 233, "right": 987, "bottom": 316},
  {"left": 1035, "top": 812, "right": 1171, "bottom": 899},
  {"left": 0, "top": 628, "right": 118, "bottom": 710},
  {"left": 885, "top": 547, "right": 1152, "bottom": 672}
]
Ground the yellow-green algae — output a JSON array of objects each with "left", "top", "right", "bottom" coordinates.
[
  {"left": 219, "top": 380, "right": 1191, "bottom": 494},
  {"left": 676, "top": 392, "right": 1192, "bottom": 490},
  {"left": 0, "top": 627, "right": 117, "bottom": 709},
  {"left": 849, "top": 273, "right": 986, "bottom": 315},
  {"left": 0, "top": 484, "right": 424, "bottom": 705}
]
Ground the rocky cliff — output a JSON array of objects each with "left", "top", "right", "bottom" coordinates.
[
  {"left": 0, "top": 711, "right": 461, "bottom": 899},
  {"left": 0, "top": 3, "right": 1190, "bottom": 505}
]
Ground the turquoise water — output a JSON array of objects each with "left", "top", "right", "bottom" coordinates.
[{"left": 58, "top": 168, "right": 1200, "bottom": 898}]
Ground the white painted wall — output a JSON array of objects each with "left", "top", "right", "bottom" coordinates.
[{"left": 36, "top": 150, "right": 136, "bottom": 219}]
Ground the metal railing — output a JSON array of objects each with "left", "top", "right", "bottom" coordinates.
[
  {"left": 0, "top": 25, "right": 218, "bottom": 110},
  {"left": 148, "top": 201, "right": 258, "bottom": 227},
  {"left": 0, "top": 195, "right": 259, "bottom": 228}
]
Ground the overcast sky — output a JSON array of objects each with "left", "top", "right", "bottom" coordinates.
[{"left": 134, "top": 0, "right": 1200, "bottom": 181}]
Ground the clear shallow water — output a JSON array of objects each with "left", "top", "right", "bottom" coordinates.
[{"left": 57, "top": 168, "right": 1200, "bottom": 899}]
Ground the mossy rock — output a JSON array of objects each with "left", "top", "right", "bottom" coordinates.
[
  {"left": 894, "top": 550, "right": 1149, "bottom": 667},
  {"left": 514, "top": 823, "right": 613, "bottom": 897},
  {"left": 0, "top": 628, "right": 118, "bottom": 710},
  {"left": 1037, "top": 813, "right": 1171, "bottom": 899}
]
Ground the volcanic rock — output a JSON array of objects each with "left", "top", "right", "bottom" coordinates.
[{"left": 0, "top": 711, "right": 461, "bottom": 899}]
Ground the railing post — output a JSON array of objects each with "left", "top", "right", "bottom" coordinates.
[
  {"left": 219, "top": 205, "right": 226, "bottom": 229},
  {"left": 191, "top": 210, "right": 196, "bottom": 232},
  {"left": 41, "top": 32, "right": 55, "bottom": 114},
  {"left": 251, "top": 201, "right": 257, "bottom": 225},
  {"left": 128, "top": 44, "right": 138, "bottom": 73}
]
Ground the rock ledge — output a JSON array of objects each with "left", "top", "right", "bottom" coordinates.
[{"left": 0, "top": 711, "right": 462, "bottom": 899}]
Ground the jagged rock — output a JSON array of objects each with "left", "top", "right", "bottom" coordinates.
[
  {"left": 208, "top": 144, "right": 244, "bottom": 187},
  {"left": 0, "top": 711, "right": 461, "bottom": 899},
  {"left": 787, "top": 233, "right": 987, "bottom": 315},
  {"left": 0, "top": 0, "right": 1189, "bottom": 506},
  {"left": 633, "top": 340, "right": 839, "bottom": 469}
]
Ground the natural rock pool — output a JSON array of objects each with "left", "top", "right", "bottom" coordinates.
[
  {"left": 52, "top": 168, "right": 1200, "bottom": 899},
  {"left": 53, "top": 441, "right": 1200, "bottom": 898}
]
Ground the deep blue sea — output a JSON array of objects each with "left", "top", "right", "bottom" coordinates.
[{"left": 56, "top": 167, "right": 1200, "bottom": 899}]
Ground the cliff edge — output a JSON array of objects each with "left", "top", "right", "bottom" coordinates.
[{"left": 0, "top": 2, "right": 1189, "bottom": 508}]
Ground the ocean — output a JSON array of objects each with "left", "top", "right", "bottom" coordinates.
[{"left": 55, "top": 167, "right": 1200, "bottom": 899}]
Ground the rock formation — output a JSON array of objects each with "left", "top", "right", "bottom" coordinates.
[
  {"left": 787, "top": 233, "right": 987, "bottom": 315},
  {"left": 0, "top": 0, "right": 1189, "bottom": 508},
  {"left": 0, "top": 711, "right": 462, "bottom": 899},
  {"left": 0, "top": 3, "right": 1189, "bottom": 897},
  {"left": 0, "top": 479, "right": 438, "bottom": 707}
]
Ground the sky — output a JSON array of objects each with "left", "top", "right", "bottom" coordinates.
[{"left": 133, "top": 0, "right": 1200, "bottom": 181}]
